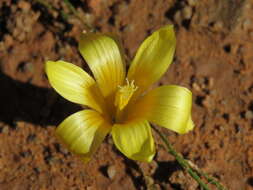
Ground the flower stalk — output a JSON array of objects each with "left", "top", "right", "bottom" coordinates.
[{"left": 151, "top": 125, "right": 227, "bottom": 190}]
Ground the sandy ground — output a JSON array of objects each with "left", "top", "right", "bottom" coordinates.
[{"left": 0, "top": 0, "right": 253, "bottom": 189}]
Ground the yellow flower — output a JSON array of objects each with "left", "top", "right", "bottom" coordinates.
[{"left": 45, "top": 25, "right": 194, "bottom": 163}]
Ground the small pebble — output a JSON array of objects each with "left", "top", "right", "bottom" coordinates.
[
  {"left": 52, "top": 10, "right": 59, "bottom": 18},
  {"left": 245, "top": 2, "right": 252, "bottom": 9},
  {"left": 182, "top": 6, "right": 192, "bottom": 20},
  {"left": 17, "top": 32, "right": 26, "bottom": 42},
  {"left": 84, "top": 13, "right": 95, "bottom": 25},
  {"left": 213, "top": 21, "right": 224, "bottom": 31},
  {"left": 210, "top": 89, "right": 217, "bottom": 96},
  {"left": 174, "top": 11, "right": 182, "bottom": 24},
  {"left": 108, "top": 137, "right": 114, "bottom": 145},
  {"left": 203, "top": 95, "right": 212, "bottom": 108},
  {"left": 149, "top": 161, "right": 158, "bottom": 174},
  {"left": 208, "top": 77, "right": 214, "bottom": 88},
  {"left": 60, "top": 146, "right": 69, "bottom": 155},
  {"left": 29, "top": 174, "right": 36, "bottom": 181},
  {"left": 193, "top": 82, "right": 201, "bottom": 91},
  {"left": 2, "top": 126, "right": 9, "bottom": 134},
  {"left": 48, "top": 157, "right": 58, "bottom": 165},
  {"left": 4, "top": 35, "right": 14, "bottom": 47},
  {"left": 107, "top": 165, "right": 116, "bottom": 179},
  {"left": 18, "top": 1, "right": 31, "bottom": 12},
  {"left": 11, "top": 4, "right": 17, "bottom": 12},
  {"left": 144, "top": 175, "right": 154, "bottom": 187},
  {"left": 243, "top": 19, "right": 252, "bottom": 31},
  {"left": 25, "top": 62, "right": 34, "bottom": 72},
  {"left": 187, "top": 0, "right": 197, "bottom": 6},
  {"left": 245, "top": 110, "right": 253, "bottom": 120},
  {"left": 220, "top": 125, "right": 225, "bottom": 131}
]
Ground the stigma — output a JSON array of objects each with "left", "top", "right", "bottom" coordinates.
[{"left": 114, "top": 79, "right": 138, "bottom": 110}]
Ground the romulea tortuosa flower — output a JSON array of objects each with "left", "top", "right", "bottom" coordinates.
[{"left": 45, "top": 25, "right": 194, "bottom": 162}]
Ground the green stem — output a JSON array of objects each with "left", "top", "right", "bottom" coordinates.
[
  {"left": 194, "top": 167, "right": 227, "bottom": 190},
  {"left": 152, "top": 126, "right": 226, "bottom": 190}
]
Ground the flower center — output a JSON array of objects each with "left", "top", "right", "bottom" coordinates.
[{"left": 114, "top": 79, "right": 138, "bottom": 111}]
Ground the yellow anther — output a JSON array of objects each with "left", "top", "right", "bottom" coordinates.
[{"left": 114, "top": 79, "right": 138, "bottom": 110}]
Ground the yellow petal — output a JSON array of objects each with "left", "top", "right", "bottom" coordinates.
[
  {"left": 45, "top": 60, "right": 106, "bottom": 113},
  {"left": 126, "top": 85, "right": 193, "bottom": 134},
  {"left": 56, "top": 110, "right": 111, "bottom": 162},
  {"left": 112, "top": 119, "right": 155, "bottom": 162},
  {"left": 78, "top": 33, "right": 125, "bottom": 99},
  {"left": 127, "top": 25, "right": 176, "bottom": 95},
  {"left": 105, "top": 33, "right": 127, "bottom": 65}
]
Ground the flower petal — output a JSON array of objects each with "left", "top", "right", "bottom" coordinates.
[
  {"left": 78, "top": 33, "right": 125, "bottom": 99},
  {"left": 127, "top": 25, "right": 176, "bottom": 95},
  {"left": 56, "top": 110, "right": 111, "bottom": 162},
  {"left": 126, "top": 85, "right": 193, "bottom": 134},
  {"left": 45, "top": 60, "right": 106, "bottom": 113},
  {"left": 112, "top": 119, "right": 155, "bottom": 162}
]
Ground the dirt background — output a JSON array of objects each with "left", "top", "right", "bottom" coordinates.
[{"left": 0, "top": 0, "right": 253, "bottom": 189}]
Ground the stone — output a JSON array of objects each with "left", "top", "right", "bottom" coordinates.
[
  {"left": 182, "top": 6, "right": 192, "bottom": 20},
  {"left": 2, "top": 126, "right": 9, "bottom": 134},
  {"left": 107, "top": 165, "right": 116, "bottom": 179},
  {"left": 18, "top": 1, "right": 31, "bottom": 13},
  {"left": 245, "top": 110, "right": 253, "bottom": 120},
  {"left": 187, "top": 0, "right": 197, "bottom": 6}
]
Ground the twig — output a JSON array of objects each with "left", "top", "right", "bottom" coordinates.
[
  {"left": 151, "top": 125, "right": 227, "bottom": 190},
  {"left": 62, "top": 0, "right": 95, "bottom": 32},
  {"left": 33, "top": 0, "right": 69, "bottom": 20},
  {"left": 33, "top": 0, "right": 94, "bottom": 32}
]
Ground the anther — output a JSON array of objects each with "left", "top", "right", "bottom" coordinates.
[{"left": 114, "top": 79, "right": 138, "bottom": 110}]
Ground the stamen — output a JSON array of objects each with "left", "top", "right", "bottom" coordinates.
[{"left": 114, "top": 79, "right": 138, "bottom": 110}]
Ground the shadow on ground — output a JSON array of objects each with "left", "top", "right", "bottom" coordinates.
[{"left": 0, "top": 71, "right": 81, "bottom": 127}]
